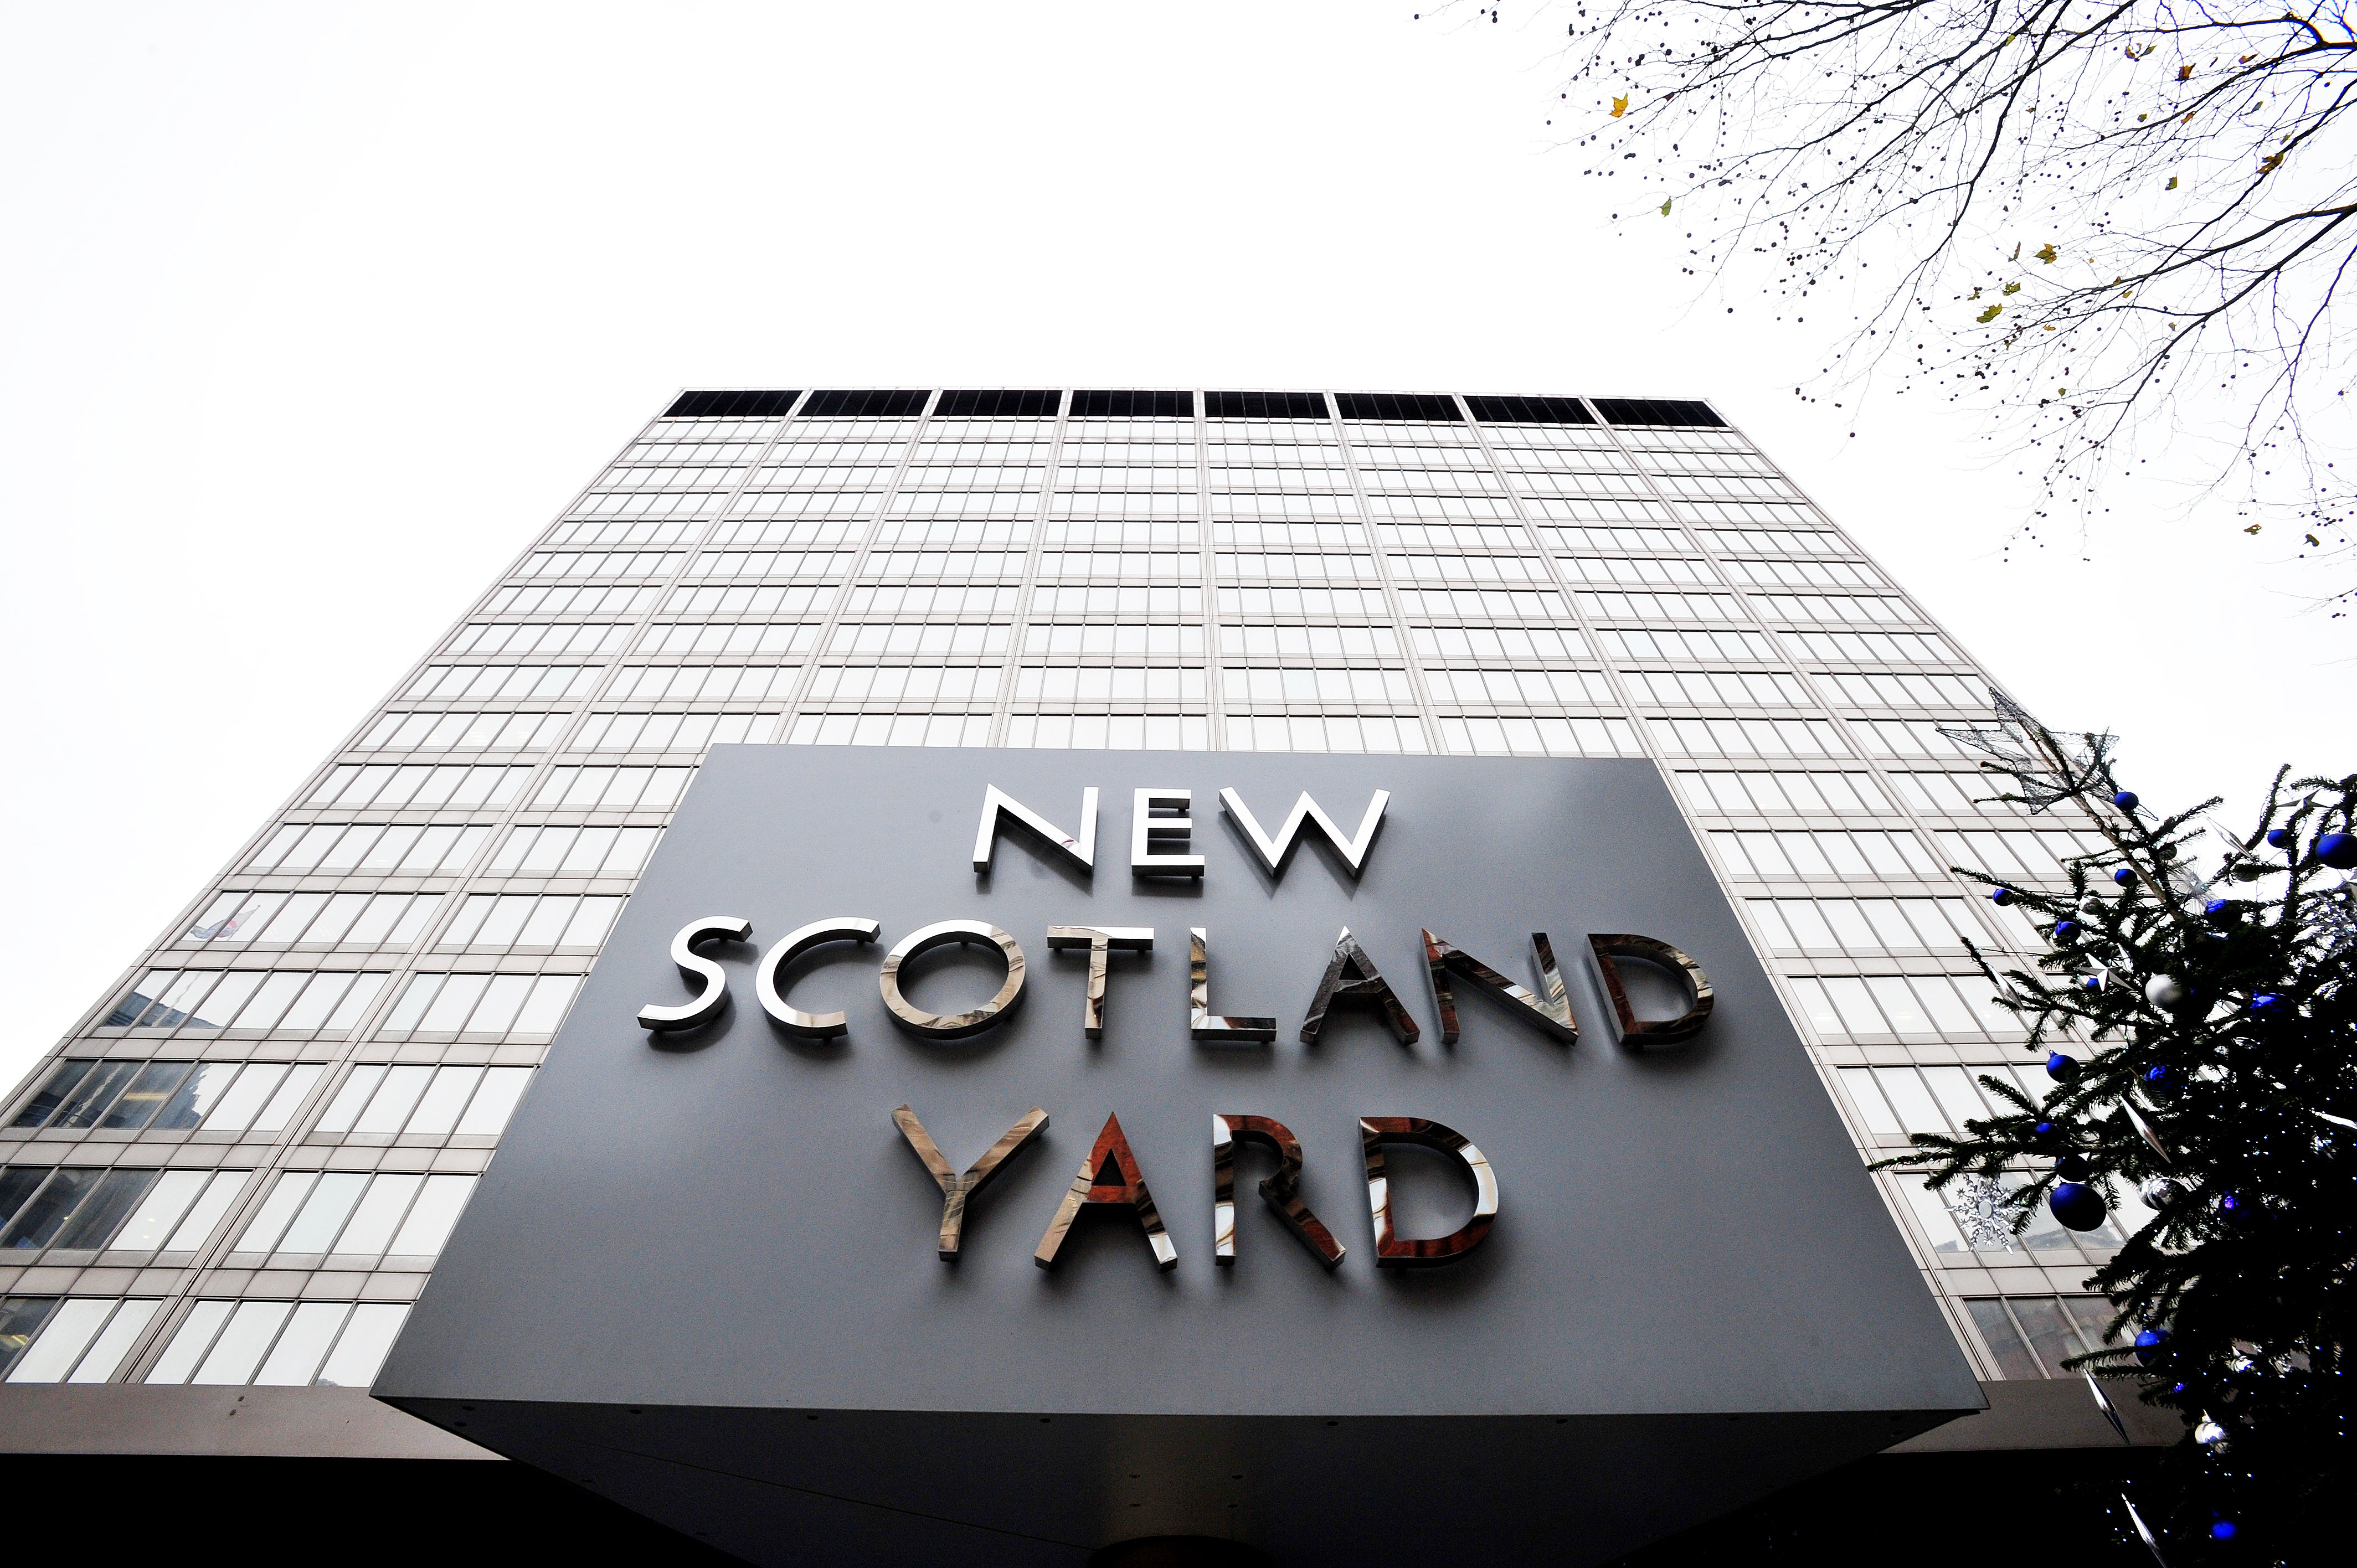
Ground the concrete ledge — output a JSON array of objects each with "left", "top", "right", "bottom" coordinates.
[
  {"left": 1886, "top": 1378, "right": 2181, "bottom": 1452},
  {"left": 0, "top": 1385, "right": 497, "bottom": 1459}
]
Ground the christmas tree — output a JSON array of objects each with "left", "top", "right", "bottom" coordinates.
[{"left": 1876, "top": 693, "right": 2355, "bottom": 1561}]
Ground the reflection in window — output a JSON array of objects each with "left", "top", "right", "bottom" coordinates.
[
  {"left": 146, "top": 1299, "right": 410, "bottom": 1389},
  {"left": 232, "top": 1170, "right": 477, "bottom": 1264}
]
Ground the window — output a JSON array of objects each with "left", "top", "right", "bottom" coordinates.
[
  {"left": 376, "top": 973, "right": 583, "bottom": 1039},
  {"left": 605, "top": 665, "right": 799, "bottom": 702},
  {"left": 3, "top": 1297, "right": 161, "bottom": 1384},
  {"left": 1672, "top": 770, "right": 1892, "bottom": 815},
  {"left": 11, "top": 1056, "right": 322, "bottom": 1134},
  {"left": 527, "top": 765, "right": 694, "bottom": 812},
  {"left": 100, "top": 971, "right": 388, "bottom": 1036},
  {"left": 1964, "top": 1296, "right": 2122, "bottom": 1379},
  {"left": 146, "top": 1299, "right": 411, "bottom": 1388},
  {"left": 300, "top": 763, "right": 534, "bottom": 811},
  {"left": 1708, "top": 828, "right": 1943, "bottom": 879},
  {"left": 1744, "top": 896, "right": 1996, "bottom": 954},
  {"left": 483, "top": 824, "right": 661, "bottom": 877},
  {"left": 789, "top": 714, "right": 994, "bottom": 747},
  {"left": 182, "top": 891, "right": 436, "bottom": 950},
  {"left": 311, "top": 1064, "right": 533, "bottom": 1140},
  {"left": 1224, "top": 716, "right": 1428, "bottom": 754},
  {"left": 569, "top": 712, "right": 776, "bottom": 752},
  {"left": 1788, "top": 977, "right": 2020, "bottom": 1040},
  {"left": 354, "top": 711, "right": 570, "bottom": 752},
  {"left": 231, "top": 1170, "right": 477, "bottom": 1264},
  {"left": 245, "top": 822, "right": 490, "bottom": 875},
  {"left": 438, "top": 894, "right": 624, "bottom": 951},
  {"left": 1435, "top": 716, "right": 1642, "bottom": 758}
]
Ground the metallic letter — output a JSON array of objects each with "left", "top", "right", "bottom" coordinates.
[
  {"left": 972, "top": 785, "right": 1099, "bottom": 875},
  {"left": 878, "top": 921, "right": 1027, "bottom": 1039},
  {"left": 1046, "top": 925, "right": 1154, "bottom": 1040},
  {"left": 1360, "top": 1117, "right": 1499, "bottom": 1268},
  {"left": 755, "top": 917, "right": 881, "bottom": 1039},
  {"left": 1586, "top": 933, "right": 1715, "bottom": 1046},
  {"left": 1190, "top": 927, "right": 1277, "bottom": 1043},
  {"left": 1035, "top": 1112, "right": 1177, "bottom": 1271},
  {"left": 1421, "top": 929, "right": 1577, "bottom": 1044},
  {"left": 1213, "top": 1114, "right": 1346, "bottom": 1269},
  {"left": 1131, "top": 788, "right": 1205, "bottom": 879},
  {"left": 1299, "top": 927, "right": 1420, "bottom": 1047},
  {"left": 893, "top": 1103, "right": 1049, "bottom": 1260},
  {"left": 636, "top": 916, "right": 750, "bottom": 1033},
  {"left": 1218, "top": 787, "right": 1390, "bottom": 878}
]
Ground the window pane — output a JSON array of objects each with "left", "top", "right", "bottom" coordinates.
[
  {"left": 314, "top": 1065, "right": 387, "bottom": 1134},
  {"left": 354, "top": 1066, "right": 435, "bottom": 1134},
  {"left": 331, "top": 1174, "right": 422, "bottom": 1258},
  {"left": 53, "top": 1170, "right": 159, "bottom": 1251},
  {"left": 164, "top": 1172, "right": 250, "bottom": 1252},
  {"left": 418, "top": 974, "right": 490, "bottom": 1032},
  {"left": 1865, "top": 977, "right": 1929, "bottom": 1034},
  {"left": 1875, "top": 1070, "right": 1949, "bottom": 1136},
  {"left": 114, "top": 1171, "right": 209, "bottom": 1251},
  {"left": 0, "top": 1167, "right": 50, "bottom": 1229},
  {"left": 253, "top": 1302, "right": 351, "bottom": 1387},
  {"left": 68, "top": 1298, "right": 159, "bottom": 1384},
  {"left": 145, "top": 1299, "right": 233, "bottom": 1384},
  {"left": 511, "top": 976, "right": 581, "bottom": 1034},
  {"left": 1964, "top": 1298, "right": 2044, "bottom": 1380},
  {"left": 11, "top": 1060, "right": 94, "bottom": 1127},
  {"left": 388, "top": 1174, "right": 475, "bottom": 1258},
  {"left": 275, "top": 1173, "right": 369, "bottom": 1253},
  {"left": 52, "top": 1061, "right": 140, "bottom": 1129},
  {"left": 1837, "top": 1068, "right": 1903, "bottom": 1137},
  {"left": 200, "top": 1063, "right": 290, "bottom": 1132},
  {"left": 2009, "top": 1295, "right": 2085, "bottom": 1377},
  {"left": 404, "top": 1068, "right": 483, "bottom": 1137},
  {"left": 455, "top": 1067, "right": 533, "bottom": 1135},
  {"left": 234, "top": 1172, "right": 320, "bottom": 1254},
  {"left": 150, "top": 1061, "right": 239, "bottom": 1131},
  {"left": 248, "top": 1064, "right": 326, "bottom": 1134},
  {"left": 1921, "top": 1066, "right": 1990, "bottom": 1130},
  {"left": 313, "top": 1303, "right": 409, "bottom": 1388},
  {"left": 6, "top": 1298, "right": 115, "bottom": 1384},
  {"left": 0, "top": 1297, "right": 63, "bottom": 1378},
  {"left": 1, "top": 1169, "right": 104, "bottom": 1250},
  {"left": 96, "top": 1062, "right": 194, "bottom": 1131},
  {"left": 191, "top": 1301, "right": 294, "bottom": 1385}
]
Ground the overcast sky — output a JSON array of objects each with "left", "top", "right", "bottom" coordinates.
[{"left": 3, "top": 3, "right": 2346, "bottom": 1087}]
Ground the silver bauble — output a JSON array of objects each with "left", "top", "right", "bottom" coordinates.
[
  {"left": 2194, "top": 1416, "right": 2227, "bottom": 1448},
  {"left": 2138, "top": 1177, "right": 2184, "bottom": 1212},
  {"left": 2144, "top": 975, "right": 2185, "bottom": 1010}
]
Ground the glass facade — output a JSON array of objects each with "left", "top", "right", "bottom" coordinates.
[{"left": 0, "top": 388, "right": 2112, "bottom": 1421}]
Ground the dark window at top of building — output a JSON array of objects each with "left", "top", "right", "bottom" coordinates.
[
  {"left": 934, "top": 389, "right": 1062, "bottom": 419},
  {"left": 1071, "top": 390, "right": 1192, "bottom": 419},
  {"left": 1332, "top": 392, "right": 1461, "bottom": 422},
  {"left": 1591, "top": 398, "right": 1726, "bottom": 429},
  {"left": 1463, "top": 394, "right": 1595, "bottom": 425},
  {"left": 798, "top": 389, "right": 933, "bottom": 419},
  {"left": 1204, "top": 391, "right": 1329, "bottom": 420},
  {"left": 662, "top": 389, "right": 802, "bottom": 420}
]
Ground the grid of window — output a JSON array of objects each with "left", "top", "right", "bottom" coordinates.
[{"left": 0, "top": 390, "right": 2081, "bottom": 1399}]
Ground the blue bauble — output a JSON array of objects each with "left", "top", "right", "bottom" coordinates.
[
  {"left": 1990, "top": 886, "right": 2016, "bottom": 905},
  {"left": 2112, "top": 868, "right": 2135, "bottom": 886},
  {"left": 2050, "top": 1182, "right": 2108, "bottom": 1231},
  {"left": 2112, "top": 790, "right": 2139, "bottom": 811},
  {"left": 2045, "top": 1051, "right": 2081, "bottom": 1082},
  {"left": 2134, "top": 1328, "right": 2168, "bottom": 1366},
  {"left": 2318, "top": 831, "right": 2357, "bottom": 870},
  {"left": 2055, "top": 1152, "right": 2092, "bottom": 1181},
  {"left": 2211, "top": 1521, "right": 2237, "bottom": 1541},
  {"left": 2205, "top": 898, "right": 2231, "bottom": 918},
  {"left": 2082, "top": 976, "right": 2102, "bottom": 991},
  {"left": 2054, "top": 919, "right": 2078, "bottom": 939},
  {"left": 2267, "top": 828, "right": 2294, "bottom": 849},
  {"left": 2252, "top": 992, "right": 2282, "bottom": 1013}
]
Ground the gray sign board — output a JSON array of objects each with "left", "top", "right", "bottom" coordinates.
[{"left": 377, "top": 747, "right": 1979, "bottom": 1564}]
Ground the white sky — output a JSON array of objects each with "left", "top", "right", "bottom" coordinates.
[{"left": 2, "top": 3, "right": 2346, "bottom": 1087}]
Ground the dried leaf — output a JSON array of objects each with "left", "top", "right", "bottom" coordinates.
[
  {"left": 1977, "top": 304, "right": 2003, "bottom": 323},
  {"left": 2035, "top": 244, "right": 2058, "bottom": 264},
  {"left": 2003, "top": 281, "right": 2021, "bottom": 295},
  {"left": 2166, "top": 176, "right": 2179, "bottom": 189},
  {"left": 2178, "top": 64, "right": 2193, "bottom": 81},
  {"left": 2243, "top": 524, "right": 2263, "bottom": 535},
  {"left": 1659, "top": 198, "right": 1672, "bottom": 216},
  {"left": 2260, "top": 152, "right": 2283, "bottom": 173},
  {"left": 1610, "top": 95, "right": 1628, "bottom": 118}
]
